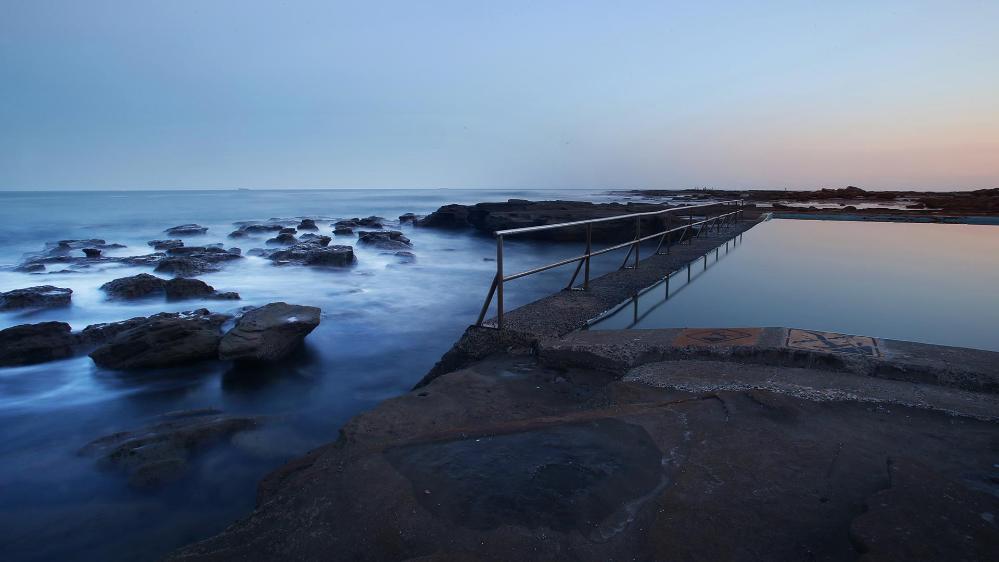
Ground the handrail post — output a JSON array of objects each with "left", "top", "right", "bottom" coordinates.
[
  {"left": 584, "top": 223, "right": 592, "bottom": 290},
  {"left": 496, "top": 234, "right": 504, "bottom": 329},
  {"left": 666, "top": 213, "right": 671, "bottom": 254},
  {"left": 633, "top": 216, "right": 640, "bottom": 268}
]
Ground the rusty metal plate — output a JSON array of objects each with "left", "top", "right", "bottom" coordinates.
[
  {"left": 786, "top": 329, "right": 880, "bottom": 357},
  {"left": 673, "top": 328, "right": 762, "bottom": 347}
]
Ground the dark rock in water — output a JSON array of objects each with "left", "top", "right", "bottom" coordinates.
[
  {"left": 44, "top": 239, "right": 126, "bottom": 256},
  {"left": 239, "top": 224, "right": 285, "bottom": 234},
  {"left": 0, "top": 285, "right": 73, "bottom": 310},
  {"left": 267, "top": 232, "right": 298, "bottom": 245},
  {"left": 15, "top": 263, "right": 46, "bottom": 272},
  {"left": 357, "top": 230, "right": 412, "bottom": 250},
  {"left": 219, "top": 302, "right": 321, "bottom": 361},
  {"left": 100, "top": 274, "right": 167, "bottom": 299},
  {"left": 166, "top": 246, "right": 231, "bottom": 256},
  {"left": 148, "top": 239, "right": 184, "bottom": 251},
  {"left": 82, "top": 248, "right": 102, "bottom": 258},
  {"left": 279, "top": 227, "right": 297, "bottom": 234},
  {"left": 0, "top": 322, "right": 77, "bottom": 366},
  {"left": 296, "top": 219, "right": 318, "bottom": 231},
  {"left": 333, "top": 226, "right": 354, "bottom": 235},
  {"left": 335, "top": 216, "right": 385, "bottom": 229},
  {"left": 89, "top": 309, "right": 230, "bottom": 369},
  {"left": 79, "top": 409, "right": 260, "bottom": 488},
  {"left": 165, "top": 278, "right": 240, "bottom": 301},
  {"left": 299, "top": 233, "right": 320, "bottom": 240},
  {"left": 228, "top": 230, "right": 249, "bottom": 239},
  {"left": 395, "top": 251, "right": 416, "bottom": 263},
  {"left": 165, "top": 224, "right": 208, "bottom": 236},
  {"left": 78, "top": 316, "right": 152, "bottom": 346},
  {"left": 265, "top": 238, "right": 353, "bottom": 267},
  {"left": 418, "top": 199, "right": 671, "bottom": 241},
  {"left": 154, "top": 247, "right": 241, "bottom": 277},
  {"left": 399, "top": 213, "right": 420, "bottom": 224}
]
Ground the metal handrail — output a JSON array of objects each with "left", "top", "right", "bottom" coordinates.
[{"left": 476, "top": 199, "right": 745, "bottom": 328}]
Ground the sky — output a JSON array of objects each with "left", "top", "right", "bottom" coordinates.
[{"left": 1, "top": 0, "right": 997, "bottom": 191}]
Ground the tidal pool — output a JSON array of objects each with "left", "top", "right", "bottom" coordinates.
[{"left": 590, "top": 218, "right": 999, "bottom": 353}]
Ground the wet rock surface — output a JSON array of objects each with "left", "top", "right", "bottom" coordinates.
[
  {"left": 0, "top": 321, "right": 77, "bottom": 366},
  {"left": 80, "top": 409, "right": 260, "bottom": 488},
  {"left": 100, "top": 273, "right": 168, "bottom": 299},
  {"left": 165, "top": 224, "right": 209, "bottom": 236},
  {"left": 89, "top": 309, "right": 230, "bottom": 370},
  {"left": 148, "top": 239, "right": 184, "bottom": 250},
  {"left": 218, "top": 302, "right": 320, "bottom": 361},
  {"left": 356, "top": 230, "right": 412, "bottom": 250},
  {"left": 0, "top": 285, "right": 73, "bottom": 310},
  {"left": 296, "top": 219, "right": 318, "bottom": 230},
  {"left": 261, "top": 237, "right": 354, "bottom": 267}
]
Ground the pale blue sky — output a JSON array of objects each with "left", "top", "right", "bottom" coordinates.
[{"left": 1, "top": 1, "right": 997, "bottom": 190}]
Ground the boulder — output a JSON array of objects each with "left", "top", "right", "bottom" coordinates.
[
  {"left": 399, "top": 212, "right": 419, "bottom": 224},
  {"left": 0, "top": 285, "right": 73, "bottom": 310},
  {"left": 165, "top": 224, "right": 208, "bottom": 236},
  {"left": 228, "top": 230, "right": 249, "bottom": 239},
  {"left": 43, "top": 239, "right": 126, "bottom": 257},
  {"left": 333, "top": 226, "right": 354, "bottom": 235},
  {"left": 80, "top": 409, "right": 260, "bottom": 488},
  {"left": 395, "top": 251, "right": 416, "bottom": 263},
  {"left": 335, "top": 216, "right": 385, "bottom": 229},
  {"left": 100, "top": 273, "right": 166, "bottom": 299},
  {"left": 148, "top": 239, "right": 184, "bottom": 251},
  {"left": 164, "top": 278, "right": 240, "bottom": 301},
  {"left": 219, "top": 302, "right": 321, "bottom": 361},
  {"left": 0, "top": 322, "right": 77, "bottom": 366},
  {"left": 14, "top": 263, "right": 45, "bottom": 273},
  {"left": 78, "top": 316, "right": 152, "bottom": 346},
  {"left": 279, "top": 227, "right": 297, "bottom": 234},
  {"left": 154, "top": 247, "right": 241, "bottom": 277},
  {"left": 89, "top": 309, "right": 230, "bottom": 369},
  {"left": 357, "top": 230, "right": 412, "bottom": 250},
  {"left": 266, "top": 233, "right": 298, "bottom": 246},
  {"left": 239, "top": 224, "right": 284, "bottom": 234},
  {"left": 82, "top": 248, "right": 102, "bottom": 258},
  {"left": 296, "top": 219, "right": 318, "bottom": 231},
  {"left": 265, "top": 238, "right": 354, "bottom": 267}
]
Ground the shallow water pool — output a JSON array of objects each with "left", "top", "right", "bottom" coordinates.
[{"left": 590, "top": 218, "right": 999, "bottom": 353}]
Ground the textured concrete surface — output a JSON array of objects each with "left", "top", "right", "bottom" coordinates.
[{"left": 168, "top": 353, "right": 999, "bottom": 562}]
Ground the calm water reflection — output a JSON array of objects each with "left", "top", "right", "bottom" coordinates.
[{"left": 591, "top": 219, "right": 999, "bottom": 353}]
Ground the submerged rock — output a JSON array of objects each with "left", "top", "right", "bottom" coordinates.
[
  {"left": 0, "top": 322, "right": 77, "bottom": 366},
  {"left": 165, "top": 224, "right": 208, "bottom": 236},
  {"left": 0, "top": 285, "right": 73, "bottom": 310},
  {"left": 399, "top": 212, "right": 420, "bottom": 224},
  {"left": 82, "top": 248, "right": 102, "bottom": 258},
  {"left": 219, "top": 302, "right": 321, "bottom": 361},
  {"left": 80, "top": 409, "right": 260, "bottom": 488},
  {"left": 357, "top": 230, "right": 412, "bottom": 250},
  {"left": 148, "top": 239, "right": 184, "bottom": 251},
  {"left": 89, "top": 309, "right": 230, "bottom": 369},
  {"left": 14, "top": 263, "right": 45, "bottom": 273}
]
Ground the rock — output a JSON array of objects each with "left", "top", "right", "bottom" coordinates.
[
  {"left": 279, "top": 227, "right": 297, "bottom": 234},
  {"left": 78, "top": 316, "right": 152, "bottom": 346},
  {"left": 164, "top": 278, "right": 240, "bottom": 301},
  {"left": 357, "top": 230, "right": 412, "bottom": 250},
  {"left": 417, "top": 199, "right": 671, "bottom": 241},
  {"left": 43, "top": 239, "right": 126, "bottom": 257},
  {"left": 263, "top": 237, "right": 354, "bottom": 267},
  {"left": 89, "top": 309, "right": 230, "bottom": 369},
  {"left": 165, "top": 224, "right": 208, "bottom": 236},
  {"left": 219, "top": 302, "right": 321, "bottom": 361},
  {"left": 266, "top": 233, "right": 298, "bottom": 246},
  {"left": 395, "top": 251, "right": 416, "bottom": 263},
  {"left": 399, "top": 213, "right": 419, "bottom": 224},
  {"left": 154, "top": 247, "right": 241, "bottom": 277},
  {"left": 0, "top": 322, "right": 77, "bottom": 366},
  {"left": 296, "top": 219, "right": 318, "bottom": 231},
  {"left": 333, "top": 226, "right": 354, "bottom": 235},
  {"left": 166, "top": 246, "right": 233, "bottom": 256},
  {"left": 82, "top": 248, "right": 102, "bottom": 258},
  {"left": 100, "top": 274, "right": 166, "bottom": 299},
  {"left": 80, "top": 409, "right": 260, "bottom": 488},
  {"left": 0, "top": 285, "right": 73, "bottom": 310},
  {"left": 239, "top": 224, "right": 284, "bottom": 233},
  {"left": 335, "top": 216, "right": 385, "bottom": 229},
  {"left": 228, "top": 230, "right": 249, "bottom": 239},
  {"left": 148, "top": 239, "right": 184, "bottom": 251},
  {"left": 14, "top": 263, "right": 45, "bottom": 273}
]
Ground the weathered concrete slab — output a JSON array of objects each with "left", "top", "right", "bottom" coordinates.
[
  {"left": 168, "top": 353, "right": 999, "bottom": 561},
  {"left": 539, "top": 327, "right": 999, "bottom": 393}
]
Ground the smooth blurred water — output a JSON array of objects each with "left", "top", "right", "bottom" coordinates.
[
  {"left": 0, "top": 188, "right": 647, "bottom": 562},
  {"left": 592, "top": 218, "right": 999, "bottom": 353}
]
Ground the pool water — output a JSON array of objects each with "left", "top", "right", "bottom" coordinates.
[{"left": 590, "top": 218, "right": 999, "bottom": 353}]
